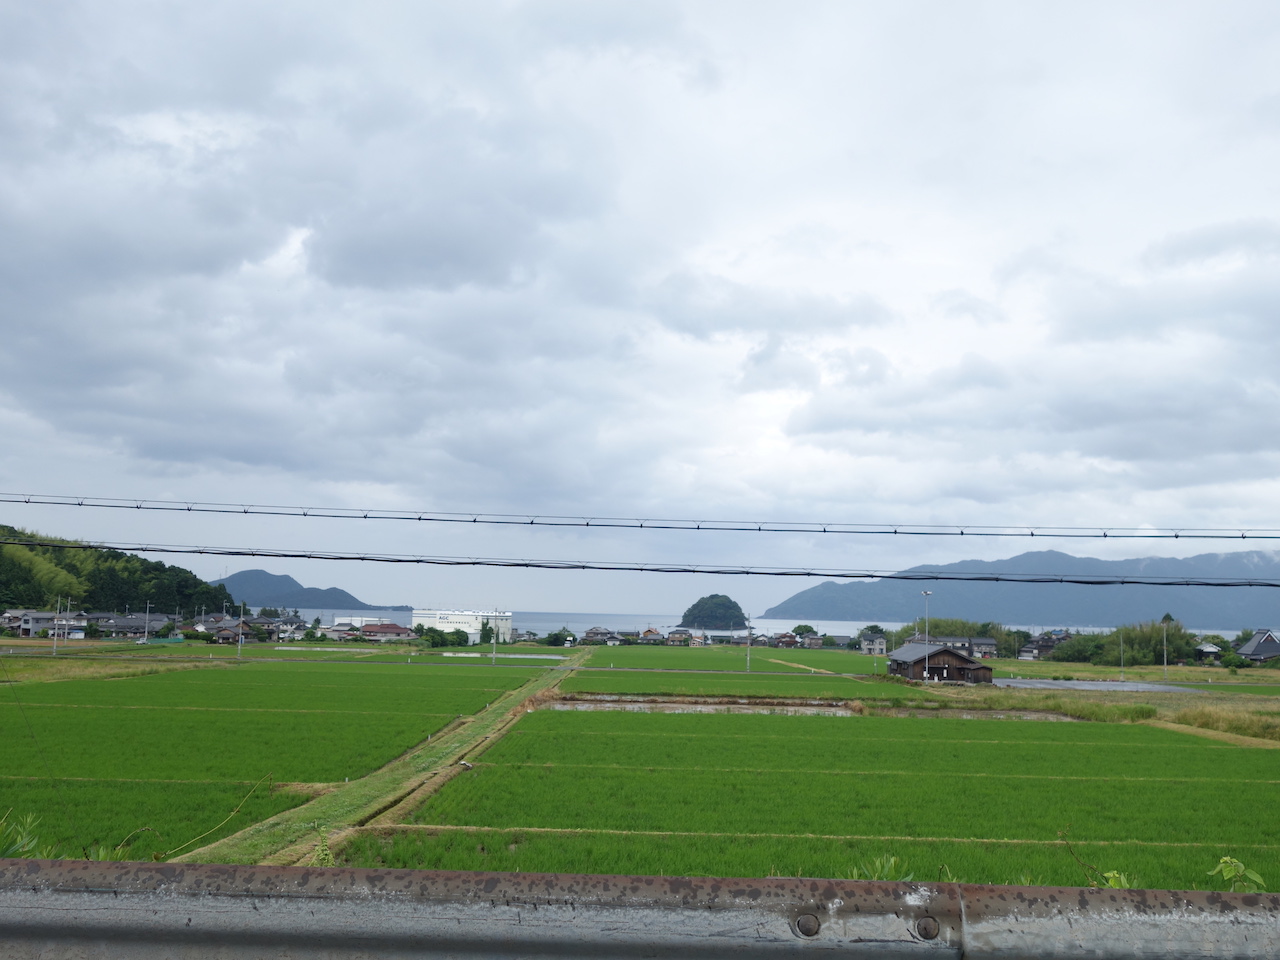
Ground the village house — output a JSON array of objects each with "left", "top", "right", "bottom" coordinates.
[
  {"left": 1194, "top": 641, "right": 1222, "bottom": 662},
  {"left": 203, "top": 619, "right": 255, "bottom": 643},
  {"left": 1237, "top": 629, "right": 1280, "bottom": 662},
  {"left": 361, "top": 623, "right": 414, "bottom": 641},
  {"left": 888, "top": 642, "right": 993, "bottom": 684},
  {"left": 860, "top": 634, "right": 887, "bottom": 656},
  {"left": 1018, "top": 631, "right": 1072, "bottom": 660},
  {"left": 275, "top": 615, "right": 307, "bottom": 640},
  {"left": 969, "top": 637, "right": 998, "bottom": 658}
]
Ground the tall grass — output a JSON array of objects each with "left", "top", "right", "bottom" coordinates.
[
  {"left": 1173, "top": 706, "right": 1280, "bottom": 742},
  {"left": 0, "top": 655, "right": 222, "bottom": 684}
]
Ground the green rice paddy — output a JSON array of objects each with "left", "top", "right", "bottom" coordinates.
[
  {"left": 0, "top": 660, "right": 538, "bottom": 860},
  {"left": 385, "top": 710, "right": 1280, "bottom": 888},
  {"left": 561, "top": 669, "right": 938, "bottom": 702},
  {"left": 7, "top": 640, "right": 1278, "bottom": 889},
  {"left": 1171, "top": 682, "right": 1280, "bottom": 696},
  {"left": 581, "top": 644, "right": 885, "bottom": 674}
]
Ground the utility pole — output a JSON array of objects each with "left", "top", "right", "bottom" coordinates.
[
  {"left": 921, "top": 590, "right": 933, "bottom": 681},
  {"left": 1163, "top": 620, "right": 1168, "bottom": 681},
  {"left": 143, "top": 601, "right": 152, "bottom": 645},
  {"left": 52, "top": 596, "right": 60, "bottom": 656},
  {"left": 237, "top": 603, "right": 245, "bottom": 659},
  {"left": 745, "top": 618, "right": 752, "bottom": 673}
]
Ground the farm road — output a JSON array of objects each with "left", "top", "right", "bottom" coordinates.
[{"left": 172, "top": 650, "right": 588, "bottom": 866}]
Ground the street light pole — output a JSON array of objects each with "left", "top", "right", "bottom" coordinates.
[
  {"left": 1163, "top": 621, "right": 1168, "bottom": 681},
  {"left": 922, "top": 591, "right": 933, "bottom": 681}
]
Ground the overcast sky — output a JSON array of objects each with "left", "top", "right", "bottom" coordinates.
[{"left": 3, "top": 1, "right": 1280, "bottom": 616}]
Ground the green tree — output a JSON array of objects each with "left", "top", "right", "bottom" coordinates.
[
  {"left": 680, "top": 595, "right": 747, "bottom": 630},
  {"left": 0, "top": 524, "right": 236, "bottom": 614},
  {"left": 792, "top": 624, "right": 816, "bottom": 636}
]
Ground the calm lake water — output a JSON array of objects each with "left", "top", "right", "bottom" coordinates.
[{"left": 512, "top": 612, "right": 911, "bottom": 637}]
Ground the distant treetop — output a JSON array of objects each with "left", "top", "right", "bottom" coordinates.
[{"left": 679, "top": 594, "right": 747, "bottom": 630}]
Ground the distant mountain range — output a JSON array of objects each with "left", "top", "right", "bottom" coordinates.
[
  {"left": 761, "top": 550, "right": 1280, "bottom": 629},
  {"left": 211, "top": 569, "right": 411, "bottom": 611}
]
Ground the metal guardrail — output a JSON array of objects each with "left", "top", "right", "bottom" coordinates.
[{"left": 1, "top": 858, "right": 1277, "bottom": 959}]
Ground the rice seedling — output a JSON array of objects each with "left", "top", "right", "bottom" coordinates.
[
  {"left": 561, "top": 670, "right": 942, "bottom": 702},
  {"left": 341, "top": 828, "right": 1280, "bottom": 891},
  {"left": 386, "top": 711, "right": 1280, "bottom": 888},
  {"left": 0, "top": 660, "right": 544, "bottom": 861}
]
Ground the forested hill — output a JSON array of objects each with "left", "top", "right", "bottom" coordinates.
[
  {"left": 210, "top": 569, "right": 409, "bottom": 611},
  {"left": 761, "top": 549, "right": 1280, "bottom": 629},
  {"left": 0, "top": 524, "right": 236, "bottom": 613}
]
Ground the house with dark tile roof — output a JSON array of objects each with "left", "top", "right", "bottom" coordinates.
[{"left": 1237, "top": 629, "right": 1280, "bottom": 662}]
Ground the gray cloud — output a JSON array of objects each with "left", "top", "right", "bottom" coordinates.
[
  {"left": 3, "top": 1, "right": 1280, "bottom": 613},
  {"left": 1142, "top": 220, "right": 1280, "bottom": 270}
]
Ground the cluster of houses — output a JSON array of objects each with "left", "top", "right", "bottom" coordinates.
[
  {"left": 3, "top": 608, "right": 314, "bottom": 643},
  {"left": 11, "top": 604, "right": 1280, "bottom": 669},
  {"left": 184, "top": 614, "right": 418, "bottom": 644},
  {"left": 3, "top": 608, "right": 185, "bottom": 640},
  {"left": 1, "top": 607, "right": 498, "bottom": 646},
  {"left": 561, "top": 626, "right": 861, "bottom": 648},
  {"left": 1012, "top": 628, "right": 1280, "bottom": 664}
]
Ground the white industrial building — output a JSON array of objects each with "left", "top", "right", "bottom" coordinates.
[{"left": 411, "top": 609, "right": 512, "bottom": 645}]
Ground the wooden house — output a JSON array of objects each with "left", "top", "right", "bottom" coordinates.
[{"left": 888, "top": 642, "right": 993, "bottom": 683}]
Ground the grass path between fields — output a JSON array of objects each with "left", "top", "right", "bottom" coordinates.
[
  {"left": 765, "top": 658, "right": 834, "bottom": 673},
  {"left": 171, "top": 656, "right": 584, "bottom": 866},
  {"left": 1145, "top": 719, "right": 1280, "bottom": 749}
]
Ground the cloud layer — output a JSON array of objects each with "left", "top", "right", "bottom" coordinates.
[{"left": 3, "top": 1, "right": 1280, "bottom": 612}]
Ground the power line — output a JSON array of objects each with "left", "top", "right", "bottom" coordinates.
[
  {"left": 1, "top": 492, "right": 1277, "bottom": 541},
  {"left": 5, "top": 535, "right": 1280, "bottom": 588}
]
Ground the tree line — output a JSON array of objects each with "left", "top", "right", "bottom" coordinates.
[{"left": 0, "top": 524, "right": 236, "bottom": 615}]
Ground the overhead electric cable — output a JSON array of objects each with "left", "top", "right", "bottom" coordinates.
[
  {"left": 0, "top": 492, "right": 1276, "bottom": 541},
  {"left": 4, "top": 535, "right": 1280, "bottom": 588}
]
